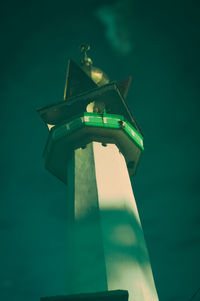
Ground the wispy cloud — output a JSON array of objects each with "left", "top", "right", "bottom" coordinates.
[{"left": 95, "top": 0, "right": 133, "bottom": 55}]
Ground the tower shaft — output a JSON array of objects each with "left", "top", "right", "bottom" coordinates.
[
  {"left": 66, "top": 142, "right": 158, "bottom": 301},
  {"left": 38, "top": 55, "right": 159, "bottom": 301}
]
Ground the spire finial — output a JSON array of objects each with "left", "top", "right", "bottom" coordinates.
[{"left": 80, "top": 44, "right": 93, "bottom": 67}]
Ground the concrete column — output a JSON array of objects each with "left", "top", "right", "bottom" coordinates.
[
  {"left": 66, "top": 142, "right": 159, "bottom": 301},
  {"left": 67, "top": 143, "right": 108, "bottom": 295},
  {"left": 93, "top": 142, "right": 159, "bottom": 301}
]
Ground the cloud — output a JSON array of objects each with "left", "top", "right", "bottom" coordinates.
[{"left": 95, "top": 0, "right": 133, "bottom": 55}]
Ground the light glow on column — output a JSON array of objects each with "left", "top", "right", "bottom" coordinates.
[{"left": 93, "top": 142, "right": 141, "bottom": 225}]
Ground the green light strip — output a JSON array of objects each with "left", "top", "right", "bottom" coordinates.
[{"left": 52, "top": 113, "right": 144, "bottom": 150}]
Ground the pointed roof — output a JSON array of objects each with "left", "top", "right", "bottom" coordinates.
[
  {"left": 117, "top": 76, "right": 132, "bottom": 99},
  {"left": 37, "top": 59, "right": 143, "bottom": 135},
  {"left": 64, "top": 59, "right": 97, "bottom": 100}
]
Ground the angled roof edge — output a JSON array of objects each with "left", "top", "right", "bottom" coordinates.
[
  {"left": 63, "top": 59, "right": 97, "bottom": 100},
  {"left": 116, "top": 76, "right": 132, "bottom": 99},
  {"left": 37, "top": 82, "right": 143, "bottom": 136}
]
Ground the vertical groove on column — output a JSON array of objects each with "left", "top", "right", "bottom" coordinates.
[
  {"left": 66, "top": 153, "right": 75, "bottom": 293},
  {"left": 72, "top": 143, "right": 108, "bottom": 294}
]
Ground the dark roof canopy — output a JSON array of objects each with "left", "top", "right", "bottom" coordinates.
[{"left": 37, "top": 60, "right": 142, "bottom": 135}]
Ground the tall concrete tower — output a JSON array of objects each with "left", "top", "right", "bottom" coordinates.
[{"left": 37, "top": 46, "right": 159, "bottom": 301}]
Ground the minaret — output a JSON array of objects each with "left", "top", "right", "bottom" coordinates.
[{"left": 37, "top": 46, "right": 159, "bottom": 301}]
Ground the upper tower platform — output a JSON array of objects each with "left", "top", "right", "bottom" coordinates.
[{"left": 37, "top": 46, "right": 144, "bottom": 183}]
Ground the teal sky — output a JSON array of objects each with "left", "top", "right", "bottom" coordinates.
[{"left": 0, "top": 0, "right": 200, "bottom": 300}]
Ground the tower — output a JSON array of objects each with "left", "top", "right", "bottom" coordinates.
[{"left": 37, "top": 46, "right": 159, "bottom": 301}]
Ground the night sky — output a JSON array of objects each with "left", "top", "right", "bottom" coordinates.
[{"left": 1, "top": 0, "right": 200, "bottom": 300}]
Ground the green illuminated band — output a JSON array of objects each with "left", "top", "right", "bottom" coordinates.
[{"left": 52, "top": 113, "right": 144, "bottom": 151}]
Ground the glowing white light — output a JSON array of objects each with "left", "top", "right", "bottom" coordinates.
[
  {"left": 47, "top": 124, "right": 55, "bottom": 130},
  {"left": 84, "top": 116, "right": 90, "bottom": 122}
]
